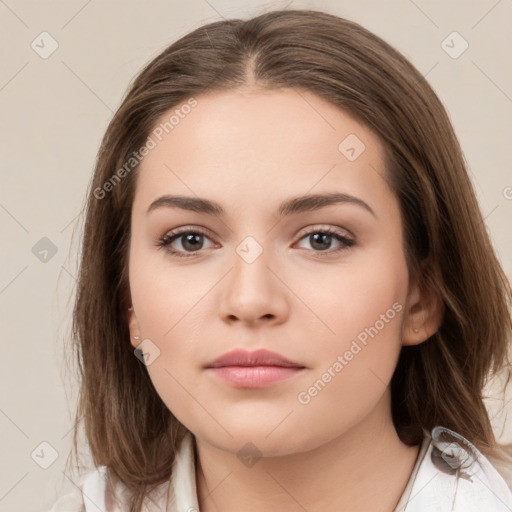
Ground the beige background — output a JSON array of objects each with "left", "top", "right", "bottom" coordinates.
[{"left": 1, "top": 1, "right": 511, "bottom": 510}]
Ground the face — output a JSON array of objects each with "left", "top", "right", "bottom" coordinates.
[{"left": 127, "top": 87, "right": 420, "bottom": 456}]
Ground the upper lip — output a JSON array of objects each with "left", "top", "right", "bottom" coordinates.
[{"left": 204, "top": 349, "right": 305, "bottom": 369}]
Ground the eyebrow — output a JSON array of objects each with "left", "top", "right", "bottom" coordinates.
[{"left": 146, "top": 192, "right": 376, "bottom": 218}]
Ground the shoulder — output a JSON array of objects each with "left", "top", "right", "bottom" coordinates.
[
  {"left": 47, "top": 466, "right": 108, "bottom": 512},
  {"left": 397, "top": 426, "right": 512, "bottom": 512},
  {"left": 47, "top": 489, "right": 85, "bottom": 512},
  {"left": 47, "top": 465, "right": 172, "bottom": 512},
  {"left": 47, "top": 466, "right": 126, "bottom": 512}
]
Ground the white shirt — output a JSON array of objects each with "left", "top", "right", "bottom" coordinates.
[{"left": 48, "top": 426, "right": 512, "bottom": 512}]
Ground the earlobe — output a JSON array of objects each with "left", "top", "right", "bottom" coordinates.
[
  {"left": 402, "top": 278, "right": 444, "bottom": 346},
  {"left": 127, "top": 306, "right": 142, "bottom": 348}
]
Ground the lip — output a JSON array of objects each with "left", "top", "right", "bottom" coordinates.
[
  {"left": 204, "top": 349, "right": 306, "bottom": 389},
  {"left": 205, "top": 348, "right": 304, "bottom": 369}
]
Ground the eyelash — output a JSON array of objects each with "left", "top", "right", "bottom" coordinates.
[{"left": 156, "top": 226, "right": 355, "bottom": 259}]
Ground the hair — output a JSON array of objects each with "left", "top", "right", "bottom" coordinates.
[{"left": 68, "top": 8, "right": 512, "bottom": 511}]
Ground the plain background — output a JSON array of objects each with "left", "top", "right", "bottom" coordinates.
[{"left": 1, "top": 1, "right": 511, "bottom": 510}]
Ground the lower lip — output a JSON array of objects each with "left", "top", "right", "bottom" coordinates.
[{"left": 206, "top": 366, "right": 304, "bottom": 388}]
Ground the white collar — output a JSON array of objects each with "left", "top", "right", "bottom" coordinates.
[
  {"left": 169, "top": 431, "right": 199, "bottom": 512},
  {"left": 169, "top": 427, "right": 512, "bottom": 512},
  {"left": 80, "top": 426, "right": 512, "bottom": 511}
]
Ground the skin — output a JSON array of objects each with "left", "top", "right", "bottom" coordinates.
[{"left": 127, "top": 87, "right": 442, "bottom": 512}]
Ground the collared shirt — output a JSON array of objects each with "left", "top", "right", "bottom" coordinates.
[{"left": 48, "top": 426, "right": 512, "bottom": 512}]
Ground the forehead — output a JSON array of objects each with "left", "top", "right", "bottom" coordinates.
[{"left": 133, "top": 87, "right": 393, "bottom": 216}]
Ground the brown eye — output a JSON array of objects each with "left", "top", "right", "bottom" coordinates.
[
  {"left": 295, "top": 227, "right": 355, "bottom": 257},
  {"left": 158, "top": 228, "right": 216, "bottom": 258}
]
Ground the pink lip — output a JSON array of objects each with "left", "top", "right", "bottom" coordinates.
[{"left": 204, "top": 349, "right": 306, "bottom": 389}]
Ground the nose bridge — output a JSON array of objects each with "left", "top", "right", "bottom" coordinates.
[
  {"left": 230, "top": 233, "right": 274, "bottom": 300},
  {"left": 219, "top": 233, "right": 288, "bottom": 324}
]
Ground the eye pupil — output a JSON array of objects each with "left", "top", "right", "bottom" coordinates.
[
  {"left": 310, "top": 233, "right": 332, "bottom": 251},
  {"left": 182, "top": 233, "right": 203, "bottom": 251}
]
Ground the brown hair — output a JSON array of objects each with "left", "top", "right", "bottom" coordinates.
[{"left": 68, "top": 8, "right": 512, "bottom": 511}]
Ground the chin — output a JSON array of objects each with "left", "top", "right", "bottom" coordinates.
[{"left": 193, "top": 420, "right": 324, "bottom": 459}]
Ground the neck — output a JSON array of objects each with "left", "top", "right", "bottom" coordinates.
[{"left": 194, "top": 394, "right": 420, "bottom": 512}]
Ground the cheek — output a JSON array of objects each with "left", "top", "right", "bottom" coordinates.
[
  {"left": 129, "top": 244, "right": 211, "bottom": 343},
  {"left": 128, "top": 249, "right": 217, "bottom": 415},
  {"left": 129, "top": 261, "right": 207, "bottom": 433},
  {"left": 290, "top": 245, "right": 408, "bottom": 425},
  {"left": 296, "top": 240, "right": 408, "bottom": 352}
]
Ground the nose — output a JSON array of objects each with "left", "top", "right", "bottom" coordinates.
[{"left": 218, "top": 246, "right": 289, "bottom": 327}]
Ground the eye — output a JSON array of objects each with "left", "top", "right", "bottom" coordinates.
[
  {"left": 294, "top": 226, "right": 355, "bottom": 257},
  {"left": 157, "top": 227, "right": 216, "bottom": 258}
]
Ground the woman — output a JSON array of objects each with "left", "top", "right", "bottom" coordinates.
[{"left": 49, "top": 9, "right": 512, "bottom": 512}]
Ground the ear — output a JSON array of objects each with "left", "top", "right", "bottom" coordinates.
[
  {"left": 402, "top": 276, "right": 444, "bottom": 346},
  {"left": 127, "top": 306, "right": 142, "bottom": 349}
]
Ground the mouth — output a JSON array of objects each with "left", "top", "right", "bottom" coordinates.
[{"left": 204, "top": 348, "right": 306, "bottom": 389}]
